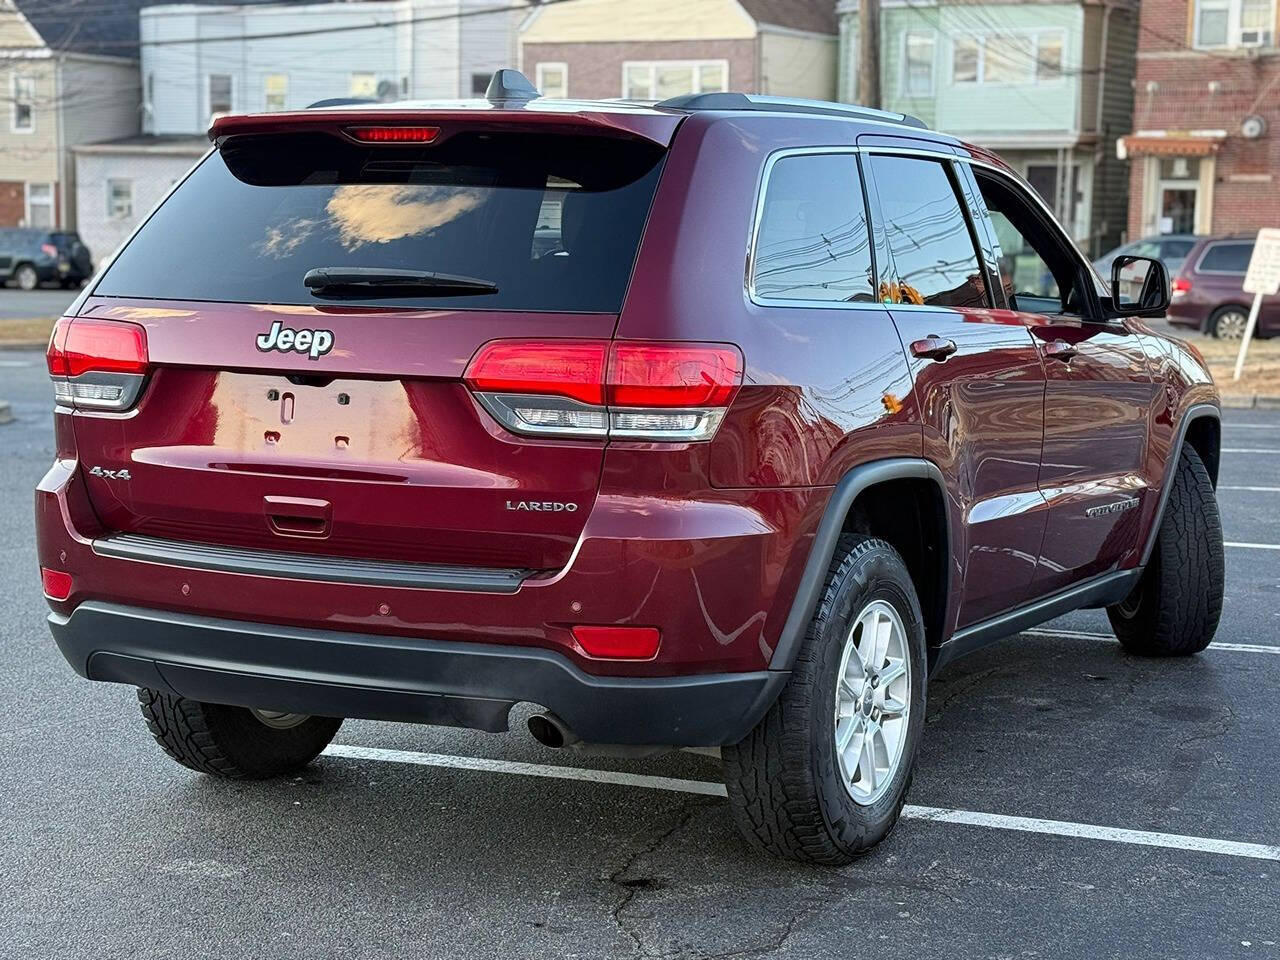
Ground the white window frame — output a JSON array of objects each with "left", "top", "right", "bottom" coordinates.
[
  {"left": 620, "top": 59, "right": 730, "bottom": 101},
  {"left": 24, "top": 182, "right": 53, "bottom": 227},
  {"left": 107, "top": 179, "right": 133, "bottom": 220},
  {"left": 207, "top": 73, "right": 234, "bottom": 117},
  {"left": 1192, "top": 0, "right": 1276, "bottom": 48},
  {"left": 535, "top": 61, "right": 569, "bottom": 98},
  {"left": 11, "top": 74, "right": 34, "bottom": 133},
  {"left": 899, "top": 30, "right": 937, "bottom": 97},
  {"left": 949, "top": 29, "right": 1068, "bottom": 86},
  {"left": 264, "top": 73, "right": 288, "bottom": 112}
]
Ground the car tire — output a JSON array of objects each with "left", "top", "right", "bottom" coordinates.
[
  {"left": 1209, "top": 305, "right": 1249, "bottom": 340},
  {"left": 1107, "top": 443, "right": 1224, "bottom": 656},
  {"left": 14, "top": 263, "right": 38, "bottom": 291},
  {"left": 723, "top": 534, "right": 927, "bottom": 865},
  {"left": 137, "top": 688, "right": 342, "bottom": 779}
]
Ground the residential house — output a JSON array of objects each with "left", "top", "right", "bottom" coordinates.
[
  {"left": 141, "top": 0, "right": 529, "bottom": 134},
  {"left": 518, "top": 0, "right": 838, "bottom": 102},
  {"left": 0, "top": 1, "right": 140, "bottom": 230},
  {"left": 1120, "top": 0, "right": 1279, "bottom": 238},
  {"left": 838, "top": 0, "right": 1139, "bottom": 257}
]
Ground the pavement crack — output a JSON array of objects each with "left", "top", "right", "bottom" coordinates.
[{"left": 700, "top": 899, "right": 824, "bottom": 959}]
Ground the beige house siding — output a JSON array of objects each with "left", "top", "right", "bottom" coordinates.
[
  {"left": 0, "top": 3, "right": 43, "bottom": 49},
  {"left": 759, "top": 29, "right": 837, "bottom": 99},
  {"left": 520, "top": 0, "right": 755, "bottom": 44},
  {"left": 522, "top": 39, "right": 758, "bottom": 99},
  {"left": 0, "top": 58, "right": 59, "bottom": 186}
]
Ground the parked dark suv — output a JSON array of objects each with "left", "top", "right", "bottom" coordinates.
[
  {"left": 36, "top": 73, "right": 1225, "bottom": 864},
  {"left": 0, "top": 228, "right": 92, "bottom": 290},
  {"left": 1168, "top": 234, "right": 1278, "bottom": 339}
]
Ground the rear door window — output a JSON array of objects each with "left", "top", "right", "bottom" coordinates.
[
  {"left": 1197, "top": 242, "right": 1253, "bottom": 274},
  {"left": 869, "top": 155, "right": 989, "bottom": 308},
  {"left": 751, "top": 153, "right": 875, "bottom": 303},
  {"left": 94, "top": 132, "right": 666, "bottom": 313}
]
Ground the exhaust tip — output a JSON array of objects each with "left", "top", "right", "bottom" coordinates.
[{"left": 527, "top": 712, "right": 572, "bottom": 749}]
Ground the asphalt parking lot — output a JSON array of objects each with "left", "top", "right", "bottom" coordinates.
[{"left": 1, "top": 346, "right": 1276, "bottom": 960}]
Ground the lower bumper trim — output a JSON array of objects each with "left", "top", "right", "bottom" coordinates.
[{"left": 50, "top": 602, "right": 786, "bottom": 747}]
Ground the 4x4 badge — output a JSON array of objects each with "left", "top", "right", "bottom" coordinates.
[
  {"left": 89, "top": 466, "right": 131, "bottom": 481},
  {"left": 256, "top": 321, "right": 335, "bottom": 361}
]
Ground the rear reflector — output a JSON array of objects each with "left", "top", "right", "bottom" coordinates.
[
  {"left": 41, "top": 568, "right": 72, "bottom": 601},
  {"left": 47, "top": 318, "right": 149, "bottom": 410},
  {"left": 465, "top": 339, "right": 743, "bottom": 441},
  {"left": 571, "top": 625, "right": 660, "bottom": 660},
  {"left": 346, "top": 125, "right": 440, "bottom": 144}
]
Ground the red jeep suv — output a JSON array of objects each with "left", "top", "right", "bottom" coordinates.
[{"left": 36, "top": 73, "right": 1224, "bottom": 864}]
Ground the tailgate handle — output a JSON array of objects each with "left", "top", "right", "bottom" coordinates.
[{"left": 264, "top": 496, "right": 331, "bottom": 539}]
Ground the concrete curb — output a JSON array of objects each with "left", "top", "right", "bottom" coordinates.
[
  {"left": 0, "top": 401, "right": 11, "bottom": 425},
  {"left": 1220, "top": 394, "right": 1280, "bottom": 409}
]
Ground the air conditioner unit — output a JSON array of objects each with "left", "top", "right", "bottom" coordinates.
[{"left": 1238, "top": 28, "right": 1272, "bottom": 46}]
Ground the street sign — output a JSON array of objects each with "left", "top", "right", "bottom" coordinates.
[
  {"left": 1243, "top": 228, "right": 1280, "bottom": 296},
  {"left": 1233, "top": 228, "right": 1280, "bottom": 381}
]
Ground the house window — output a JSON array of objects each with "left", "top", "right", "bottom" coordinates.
[
  {"left": 535, "top": 62, "right": 568, "bottom": 98},
  {"left": 264, "top": 74, "right": 287, "bottom": 111},
  {"left": 208, "top": 74, "right": 232, "bottom": 116},
  {"left": 25, "top": 183, "right": 53, "bottom": 227},
  {"left": 107, "top": 179, "right": 133, "bottom": 220},
  {"left": 1194, "top": 0, "right": 1275, "bottom": 47},
  {"left": 471, "top": 73, "right": 492, "bottom": 95},
  {"left": 12, "top": 75, "right": 34, "bottom": 132},
  {"left": 350, "top": 72, "right": 377, "bottom": 98},
  {"left": 901, "top": 31, "right": 936, "bottom": 97},
  {"left": 622, "top": 60, "right": 728, "bottom": 100},
  {"left": 951, "top": 31, "right": 1067, "bottom": 84}
]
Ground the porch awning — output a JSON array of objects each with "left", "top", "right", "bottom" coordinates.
[{"left": 1120, "top": 135, "right": 1224, "bottom": 158}]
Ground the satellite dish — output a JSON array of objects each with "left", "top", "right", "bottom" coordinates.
[
  {"left": 376, "top": 79, "right": 398, "bottom": 102},
  {"left": 1242, "top": 115, "right": 1267, "bottom": 140}
]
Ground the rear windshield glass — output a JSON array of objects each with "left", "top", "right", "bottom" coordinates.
[
  {"left": 94, "top": 131, "right": 666, "bottom": 312},
  {"left": 1198, "top": 242, "right": 1252, "bottom": 274}
]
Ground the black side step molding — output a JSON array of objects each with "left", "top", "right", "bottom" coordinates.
[
  {"left": 768, "top": 458, "right": 949, "bottom": 672},
  {"left": 92, "top": 533, "right": 534, "bottom": 593},
  {"left": 931, "top": 567, "right": 1141, "bottom": 674}
]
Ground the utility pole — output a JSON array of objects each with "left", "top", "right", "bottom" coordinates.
[{"left": 858, "top": 0, "right": 880, "bottom": 108}]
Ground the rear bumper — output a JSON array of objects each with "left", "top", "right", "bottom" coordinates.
[{"left": 50, "top": 601, "right": 785, "bottom": 746}]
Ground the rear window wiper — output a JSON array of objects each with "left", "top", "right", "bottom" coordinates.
[{"left": 303, "top": 267, "right": 498, "bottom": 297}]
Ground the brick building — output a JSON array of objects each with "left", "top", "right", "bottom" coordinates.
[
  {"left": 519, "top": 0, "right": 838, "bottom": 102},
  {"left": 1121, "top": 0, "right": 1280, "bottom": 239}
]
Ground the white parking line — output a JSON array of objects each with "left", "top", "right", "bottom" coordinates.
[
  {"left": 1023, "top": 627, "right": 1280, "bottom": 654},
  {"left": 1224, "top": 424, "right": 1280, "bottom": 430},
  {"left": 322, "top": 744, "right": 1280, "bottom": 862},
  {"left": 1226, "top": 541, "right": 1280, "bottom": 551},
  {"left": 1222, "top": 448, "right": 1280, "bottom": 454},
  {"left": 1220, "top": 485, "right": 1280, "bottom": 492}
]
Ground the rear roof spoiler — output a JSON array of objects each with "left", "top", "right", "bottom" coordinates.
[{"left": 208, "top": 106, "right": 682, "bottom": 148}]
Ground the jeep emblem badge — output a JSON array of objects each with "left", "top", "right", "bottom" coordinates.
[{"left": 256, "top": 320, "right": 334, "bottom": 361}]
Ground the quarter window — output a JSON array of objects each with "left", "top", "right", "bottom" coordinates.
[
  {"left": 870, "top": 156, "right": 988, "bottom": 308},
  {"left": 752, "top": 154, "right": 874, "bottom": 303},
  {"left": 1198, "top": 242, "right": 1253, "bottom": 273}
]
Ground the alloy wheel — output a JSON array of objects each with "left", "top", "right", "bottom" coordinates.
[
  {"left": 833, "top": 599, "right": 912, "bottom": 805},
  {"left": 251, "top": 709, "right": 310, "bottom": 730},
  {"left": 1214, "top": 309, "right": 1248, "bottom": 340}
]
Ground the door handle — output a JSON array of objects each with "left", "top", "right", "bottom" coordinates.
[
  {"left": 1045, "top": 340, "right": 1078, "bottom": 362},
  {"left": 909, "top": 336, "right": 958, "bottom": 362}
]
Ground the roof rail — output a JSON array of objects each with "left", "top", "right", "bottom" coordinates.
[
  {"left": 307, "top": 97, "right": 378, "bottom": 109},
  {"left": 656, "top": 92, "right": 928, "bottom": 130}
]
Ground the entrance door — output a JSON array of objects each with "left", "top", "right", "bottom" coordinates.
[{"left": 1153, "top": 156, "right": 1202, "bottom": 235}]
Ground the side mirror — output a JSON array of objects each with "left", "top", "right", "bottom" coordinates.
[{"left": 1111, "top": 255, "right": 1170, "bottom": 317}]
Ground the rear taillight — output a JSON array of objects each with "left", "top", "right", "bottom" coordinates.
[
  {"left": 40, "top": 242, "right": 58, "bottom": 258},
  {"left": 465, "top": 339, "right": 744, "bottom": 441},
  {"left": 1171, "top": 277, "right": 1192, "bottom": 297},
  {"left": 47, "top": 317, "right": 149, "bottom": 410}
]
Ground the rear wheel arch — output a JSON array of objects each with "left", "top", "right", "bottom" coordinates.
[{"left": 770, "top": 460, "right": 950, "bottom": 671}]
